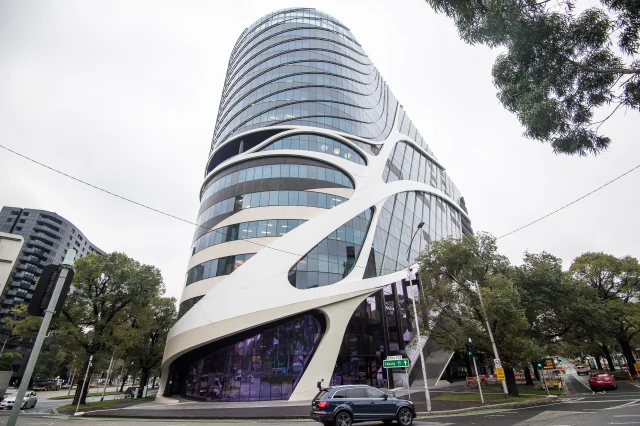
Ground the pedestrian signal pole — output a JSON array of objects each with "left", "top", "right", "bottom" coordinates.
[
  {"left": 7, "top": 250, "right": 76, "bottom": 426},
  {"left": 467, "top": 338, "right": 484, "bottom": 403}
]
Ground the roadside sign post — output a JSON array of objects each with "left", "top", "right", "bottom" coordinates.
[
  {"left": 384, "top": 357, "right": 411, "bottom": 400},
  {"left": 6, "top": 250, "right": 76, "bottom": 426},
  {"left": 469, "top": 338, "right": 484, "bottom": 404}
]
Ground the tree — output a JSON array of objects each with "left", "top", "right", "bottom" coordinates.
[
  {"left": 423, "top": 0, "right": 640, "bottom": 156},
  {"left": 119, "top": 296, "right": 177, "bottom": 391},
  {"left": 416, "top": 232, "right": 541, "bottom": 395},
  {"left": 569, "top": 252, "right": 640, "bottom": 374},
  {"left": 60, "top": 252, "right": 165, "bottom": 405},
  {"left": 0, "top": 352, "right": 22, "bottom": 371}
]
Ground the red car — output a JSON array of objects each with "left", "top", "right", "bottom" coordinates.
[{"left": 588, "top": 372, "right": 617, "bottom": 391}]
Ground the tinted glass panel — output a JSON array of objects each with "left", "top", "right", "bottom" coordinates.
[
  {"left": 261, "top": 134, "right": 366, "bottom": 165},
  {"left": 181, "top": 312, "right": 324, "bottom": 401}
]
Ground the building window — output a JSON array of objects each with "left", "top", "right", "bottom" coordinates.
[
  {"left": 16, "top": 227, "right": 22, "bottom": 231},
  {"left": 192, "top": 219, "right": 306, "bottom": 255},
  {"left": 185, "top": 253, "right": 255, "bottom": 286},
  {"left": 260, "top": 134, "right": 367, "bottom": 165},
  {"left": 289, "top": 208, "right": 374, "bottom": 289},
  {"left": 9, "top": 211, "right": 19, "bottom": 215},
  {"left": 197, "top": 190, "right": 348, "bottom": 225},
  {"left": 23, "top": 212, "right": 29, "bottom": 216},
  {"left": 180, "top": 312, "right": 324, "bottom": 401},
  {"left": 5, "top": 219, "right": 10, "bottom": 223}
]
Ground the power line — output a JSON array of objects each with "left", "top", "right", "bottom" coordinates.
[
  {"left": 497, "top": 164, "right": 640, "bottom": 240},
  {"left": 4, "top": 143, "right": 635, "bottom": 268}
]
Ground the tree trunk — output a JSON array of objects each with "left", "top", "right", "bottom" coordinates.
[
  {"left": 464, "top": 354, "right": 473, "bottom": 378},
  {"left": 601, "top": 344, "right": 616, "bottom": 372},
  {"left": 139, "top": 369, "right": 150, "bottom": 393},
  {"left": 119, "top": 373, "right": 127, "bottom": 393},
  {"left": 533, "top": 365, "right": 540, "bottom": 381},
  {"left": 595, "top": 356, "right": 603, "bottom": 371},
  {"left": 524, "top": 365, "right": 534, "bottom": 385},
  {"left": 72, "top": 358, "right": 94, "bottom": 406},
  {"left": 619, "top": 337, "right": 637, "bottom": 375},
  {"left": 151, "top": 375, "right": 157, "bottom": 388},
  {"left": 504, "top": 366, "right": 519, "bottom": 397}
]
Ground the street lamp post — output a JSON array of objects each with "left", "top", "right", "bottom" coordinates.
[
  {"left": 0, "top": 336, "right": 21, "bottom": 355},
  {"left": 406, "top": 221, "right": 431, "bottom": 413},
  {"left": 468, "top": 280, "right": 509, "bottom": 399}
]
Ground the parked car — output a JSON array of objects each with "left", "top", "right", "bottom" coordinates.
[
  {"left": 310, "top": 384, "right": 415, "bottom": 426},
  {"left": 1, "top": 390, "right": 37, "bottom": 409},
  {"left": 589, "top": 372, "right": 617, "bottom": 391},
  {"left": 576, "top": 365, "right": 590, "bottom": 375}
]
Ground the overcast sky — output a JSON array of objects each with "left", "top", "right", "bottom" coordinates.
[{"left": 1, "top": 0, "right": 638, "bottom": 302}]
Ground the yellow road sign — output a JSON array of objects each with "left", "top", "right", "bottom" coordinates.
[{"left": 495, "top": 367, "right": 505, "bottom": 381}]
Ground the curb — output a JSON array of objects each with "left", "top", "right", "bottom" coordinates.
[
  {"left": 416, "top": 396, "right": 560, "bottom": 416},
  {"left": 74, "top": 397, "right": 560, "bottom": 421}
]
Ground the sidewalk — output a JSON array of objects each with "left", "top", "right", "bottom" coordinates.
[{"left": 77, "top": 389, "right": 555, "bottom": 420}]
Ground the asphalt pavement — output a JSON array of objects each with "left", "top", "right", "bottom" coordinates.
[{"left": 2, "top": 368, "right": 639, "bottom": 425}]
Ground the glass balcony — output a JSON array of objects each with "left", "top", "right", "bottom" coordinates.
[{"left": 36, "top": 217, "right": 63, "bottom": 229}]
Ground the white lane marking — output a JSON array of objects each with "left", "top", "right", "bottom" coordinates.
[
  {"left": 609, "top": 422, "right": 640, "bottom": 425},
  {"left": 616, "top": 415, "right": 640, "bottom": 417},
  {"left": 606, "top": 399, "right": 640, "bottom": 410}
]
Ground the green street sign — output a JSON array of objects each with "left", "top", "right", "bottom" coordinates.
[{"left": 383, "top": 359, "right": 409, "bottom": 368}]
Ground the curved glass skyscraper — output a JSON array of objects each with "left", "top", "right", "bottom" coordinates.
[{"left": 161, "top": 8, "right": 472, "bottom": 402}]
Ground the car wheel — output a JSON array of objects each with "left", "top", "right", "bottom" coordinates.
[
  {"left": 397, "top": 407, "right": 413, "bottom": 426},
  {"left": 335, "top": 411, "right": 352, "bottom": 426},
  {"left": 32, "top": 401, "right": 36, "bottom": 408}
]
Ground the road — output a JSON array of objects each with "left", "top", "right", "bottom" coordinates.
[
  {"left": 1, "top": 372, "right": 638, "bottom": 425},
  {"left": 0, "top": 386, "right": 156, "bottom": 416}
]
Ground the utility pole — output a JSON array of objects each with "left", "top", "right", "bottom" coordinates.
[
  {"left": 6, "top": 250, "right": 76, "bottom": 426},
  {"left": 469, "top": 338, "right": 484, "bottom": 404},
  {"left": 67, "top": 366, "right": 76, "bottom": 396},
  {"left": 76, "top": 355, "right": 93, "bottom": 414},
  {"left": 100, "top": 355, "right": 114, "bottom": 401},
  {"left": 407, "top": 221, "right": 431, "bottom": 413},
  {"left": 470, "top": 280, "right": 509, "bottom": 399}
]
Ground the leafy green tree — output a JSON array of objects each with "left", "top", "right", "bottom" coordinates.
[
  {"left": 416, "top": 232, "right": 541, "bottom": 395},
  {"left": 117, "top": 296, "right": 177, "bottom": 390},
  {"left": 569, "top": 252, "right": 640, "bottom": 374},
  {"left": 0, "top": 352, "right": 22, "bottom": 371},
  {"left": 59, "top": 252, "right": 165, "bottom": 405},
  {"left": 423, "top": 0, "right": 640, "bottom": 155}
]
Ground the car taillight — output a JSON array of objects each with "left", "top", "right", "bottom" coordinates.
[{"left": 316, "top": 401, "right": 328, "bottom": 409}]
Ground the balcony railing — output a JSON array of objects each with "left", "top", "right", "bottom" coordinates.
[
  {"left": 36, "top": 217, "right": 63, "bottom": 230},
  {"left": 23, "top": 247, "right": 49, "bottom": 258},
  {"left": 38, "top": 215, "right": 64, "bottom": 227},
  {"left": 26, "top": 239, "right": 53, "bottom": 249}
]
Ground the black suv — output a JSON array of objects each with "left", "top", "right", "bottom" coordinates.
[{"left": 310, "top": 385, "right": 415, "bottom": 426}]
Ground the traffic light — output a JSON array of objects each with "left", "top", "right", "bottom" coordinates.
[
  {"left": 464, "top": 342, "right": 474, "bottom": 357},
  {"left": 537, "top": 362, "right": 542, "bottom": 368},
  {"left": 558, "top": 359, "right": 563, "bottom": 365}
]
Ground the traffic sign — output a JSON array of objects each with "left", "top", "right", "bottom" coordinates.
[
  {"left": 383, "top": 359, "right": 409, "bottom": 368},
  {"left": 386, "top": 355, "right": 402, "bottom": 360},
  {"left": 493, "top": 359, "right": 502, "bottom": 369},
  {"left": 495, "top": 367, "right": 505, "bottom": 381},
  {"left": 543, "top": 358, "right": 555, "bottom": 370}
]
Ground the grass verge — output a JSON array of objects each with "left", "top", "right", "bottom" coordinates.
[
  {"left": 57, "top": 396, "right": 154, "bottom": 414},
  {"left": 49, "top": 391, "right": 123, "bottom": 400},
  {"left": 434, "top": 393, "right": 545, "bottom": 403}
]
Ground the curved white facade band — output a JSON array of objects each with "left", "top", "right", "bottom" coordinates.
[{"left": 160, "top": 7, "right": 473, "bottom": 402}]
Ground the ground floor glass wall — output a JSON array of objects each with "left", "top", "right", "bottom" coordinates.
[{"left": 180, "top": 313, "right": 324, "bottom": 401}]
